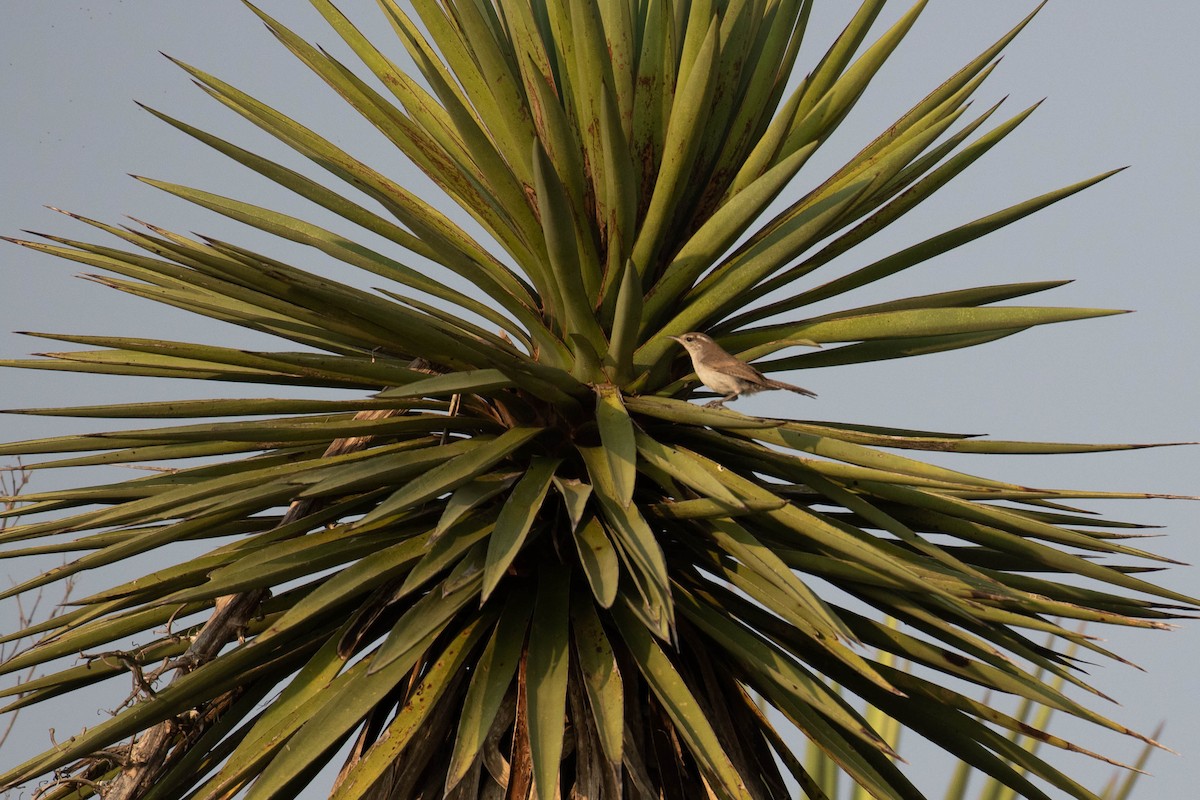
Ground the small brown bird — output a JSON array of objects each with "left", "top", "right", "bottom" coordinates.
[{"left": 669, "top": 332, "right": 816, "bottom": 408}]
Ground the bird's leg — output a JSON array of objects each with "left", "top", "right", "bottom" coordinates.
[{"left": 704, "top": 393, "right": 737, "bottom": 409}]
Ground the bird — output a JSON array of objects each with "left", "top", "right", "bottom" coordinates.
[{"left": 669, "top": 332, "right": 817, "bottom": 408}]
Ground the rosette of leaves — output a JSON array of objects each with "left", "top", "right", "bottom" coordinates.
[{"left": 0, "top": 2, "right": 1193, "bottom": 799}]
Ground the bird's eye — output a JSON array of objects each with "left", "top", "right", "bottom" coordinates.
[{"left": 684, "top": 335, "right": 694, "bottom": 342}]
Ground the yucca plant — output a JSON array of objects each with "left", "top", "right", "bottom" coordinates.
[{"left": 0, "top": 1, "right": 1193, "bottom": 798}]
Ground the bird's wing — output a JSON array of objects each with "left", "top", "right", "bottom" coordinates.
[{"left": 719, "top": 358, "right": 768, "bottom": 383}]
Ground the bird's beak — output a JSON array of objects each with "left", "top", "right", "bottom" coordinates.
[{"left": 667, "top": 335, "right": 683, "bottom": 343}]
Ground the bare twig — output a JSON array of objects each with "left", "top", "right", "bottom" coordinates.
[
  {"left": 78, "top": 648, "right": 164, "bottom": 713},
  {"left": 33, "top": 775, "right": 108, "bottom": 800},
  {"left": 1, "top": 464, "right": 78, "bottom": 751}
]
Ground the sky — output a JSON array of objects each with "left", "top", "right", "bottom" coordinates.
[{"left": 1, "top": 1, "right": 1198, "bottom": 797}]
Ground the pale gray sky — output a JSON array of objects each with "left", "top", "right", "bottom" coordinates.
[{"left": 2, "top": 2, "right": 1198, "bottom": 798}]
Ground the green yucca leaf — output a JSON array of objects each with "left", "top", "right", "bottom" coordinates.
[
  {"left": 343, "top": 427, "right": 542, "bottom": 524},
  {"left": 634, "top": 432, "right": 743, "bottom": 506},
  {"left": 792, "top": 1, "right": 887, "bottom": 128},
  {"left": 525, "top": 565, "right": 572, "bottom": 800},
  {"left": 189, "top": 633, "right": 351, "bottom": 799},
  {"left": 606, "top": 258, "right": 643, "bottom": 383},
  {"left": 374, "top": 368, "right": 515, "bottom": 399},
  {"left": 642, "top": 141, "right": 819, "bottom": 326},
  {"left": 570, "top": 588, "right": 624, "bottom": 768},
  {"left": 532, "top": 139, "right": 607, "bottom": 351},
  {"left": 612, "top": 601, "right": 756, "bottom": 800},
  {"left": 631, "top": 14, "right": 719, "bottom": 276},
  {"left": 2, "top": 396, "right": 448, "bottom": 418},
  {"left": 578, "top": 444, "right": 672, "bottom": 634},
  {"left": 739, "top": 305, "right": 1126, "bottom": 352},
  {"left": 445, "top": 590, "right": 533, "bottom": 791},
  {"left": 434, "top": 472, "right": 520, "bottom": 539},
  {"left": 325, "top": 612, "right": 492, "bottom": 800},
  {"left": 657, "top": 178, "right": 872, "bottom": 344},
  {"left": 630, "top": 0, "right": 673, "bottom": 208},
  {"left": 252, "top": 4, "right": 545, "bottom": 271},
  {"left": 595, "top": 384, "right": 637, "bottom": 506},
  {"left": 572, "top": 513, "right": 620, "bottom": 608},
  {"left": 255, "top": 611, "right": 489, "bottom": 799},
  {"left": 698, "top": 0, "right": 809, "bottom": 211},
  {"left": 481, "top": 456, "right": 560, "bottom": 600},
  {"left": 678, "top": 586, "right": 894, "bottom": 756},
  {"left": 624, "top": 394, "right": 782, "bottom": 428},
  {"left": 2, "top": 2, "right": 1192, "bottom": 799},
  {"left": 746, "top": 168, "right": 1122, "bottom": 326},
  {"left": 564, "top": 2, "right": 622, "bottom": 251},
  {"left": 1, "top": 411, "right": 485, "bottom": 452},
  {"left": 143, "top": 99, "right": 542, "bottom": 342},
  {"left": 551, "top": 474, "right": 592, "bottom": 531}
]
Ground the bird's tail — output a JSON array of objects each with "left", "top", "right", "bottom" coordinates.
[{"left": 763, "top": 378, "right": 817, "bottom": 398}]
